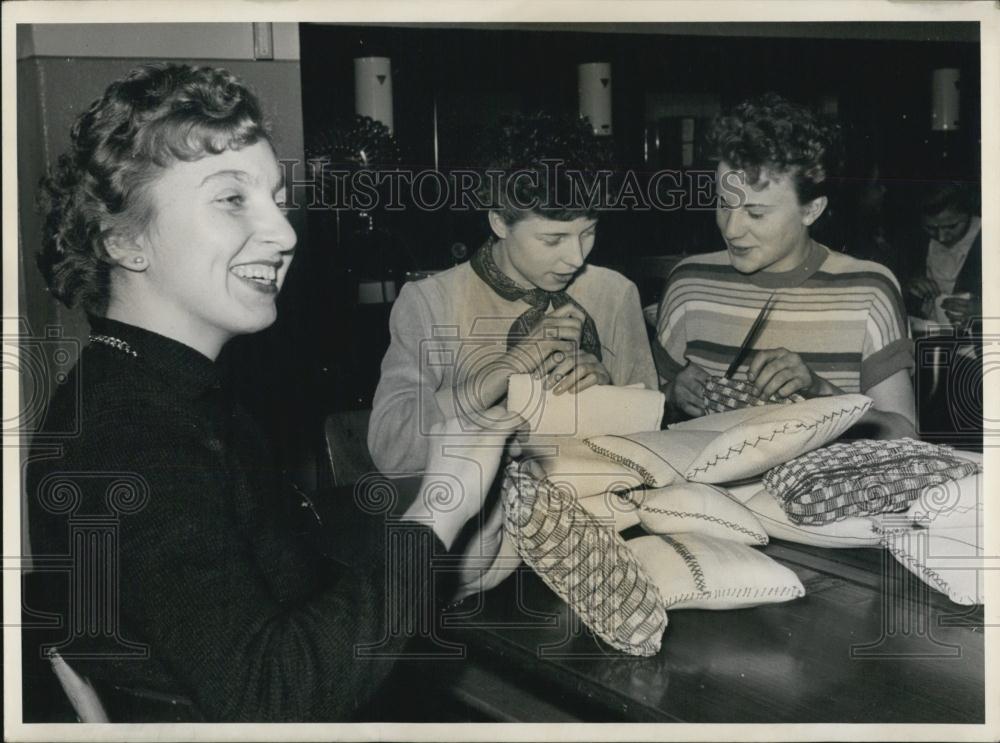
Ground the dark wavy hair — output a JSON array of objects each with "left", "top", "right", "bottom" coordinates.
[
  {"left": 475, "top": 112, "right": 615, "bottom": 224},
  {"left": 918, "top": 180, "right": 979, "bottom": 217},
  {"left": 708, "top": 92, "right": 841, "bottom": 204},
  {"left": 38, "top": 63, "right": 269, "bottom": 315}
]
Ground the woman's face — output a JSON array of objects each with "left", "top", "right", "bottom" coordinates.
[
  {"left": 921, "top": 207, "right": 972, "bottom": 247},
  {"left": 715, "top": 161, "right": 824, "bottom": 274},
  {"left": 490, "top": 212, "right": 597, "bottom": 291},
  {"left": 133, "top": 140, "right": 296, "bottom": 352}
]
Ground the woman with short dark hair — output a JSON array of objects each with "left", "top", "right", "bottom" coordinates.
[
  {"left": 904, "top": 180, "right": 982, "bottom": 326},
  {"left": 656, "top": 93, "right": 916, "bottom": 437},
  {"left": 368, "top": 113, "right": 658, "bottom": 473}
]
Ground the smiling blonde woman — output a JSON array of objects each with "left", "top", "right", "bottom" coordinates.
[{"left": 27, "top": 63, "right": 522, "bottom": 722}]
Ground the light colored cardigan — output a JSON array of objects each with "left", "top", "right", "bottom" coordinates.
[{"left": 369, "top": 261, "right": 658, "bottom": 474}]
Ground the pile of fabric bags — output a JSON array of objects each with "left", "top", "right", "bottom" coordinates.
[{"left": 501, "top": 375, "right": 984, "bottom": 657}]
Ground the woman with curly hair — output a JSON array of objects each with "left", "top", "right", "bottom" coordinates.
[
  {"left": 368, "top": 113, "right": 657, "bottom": 473},
  {"left": 27, "top": 63, "right": 522, "bottom": 721},
  {"left": 655, "top": 93, "right": 915, "bottom": 437}
]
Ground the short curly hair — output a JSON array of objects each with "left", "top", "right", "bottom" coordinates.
[
  {"left": 475, "top": 112, "right": 615, "bottom": 224},
  {"left": 38, "top": 63, "right": 269, "bottom": 315},
  {"left": 918, "top": 180, "right": 979, "bottom": 217},
  {"left": 708, "top": 92, "right": 841, "bottom": 204}
]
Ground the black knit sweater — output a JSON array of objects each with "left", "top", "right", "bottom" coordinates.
[{"left": 26, "top": 317, "right": 444, "bottom": 721}]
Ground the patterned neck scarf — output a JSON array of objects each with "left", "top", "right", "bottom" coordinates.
[{"left": 471, "top": 237, "right": 602, "bottom": 360}]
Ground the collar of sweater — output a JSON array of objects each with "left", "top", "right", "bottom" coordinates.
[{"left": 87, "top": 315, "right": 225, "bottom": 397}]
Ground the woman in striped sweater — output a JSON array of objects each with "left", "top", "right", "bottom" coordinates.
[{"left": 655, "top": 93, "right": 916, "bottom": 439}]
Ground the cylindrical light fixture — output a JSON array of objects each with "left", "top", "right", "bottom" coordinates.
[
  {"left": 931, "top": 68, "right": 960, "bottom": 131},
  {"left": 578, "top": 62, "right": 612, "bottom": 136},
  {"left": 354, "top": 56, "right": 394, "bottom": 133}
]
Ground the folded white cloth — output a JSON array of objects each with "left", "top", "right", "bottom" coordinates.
[
  {"left": 507, "top": 374, "right": 664, "bottom": 439},
  {"left": 871, "top": 450, "right": 984, "bottom": 605}
]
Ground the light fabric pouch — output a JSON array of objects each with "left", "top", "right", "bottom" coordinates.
[
  {"left": 525, "top": 437, "right": 646, "bottom": 501},
  {"left": 723, "top": 478, "right": 768, "bottom": 504},
  {"left": 507, "top": 374, "right": 664, "bottom": 439},
  {"left": 576, "top": 491, "right": 642, "bottom": 532},
  {"left": 502, "top": 463, "right": 668, "bottom": 656},
  {"left": 631, "top": 482, "right": 768, "bottom": 546},
  {"left": 744, "top": 487, "right": 882, "bottom": 548},
  {"left": 878, "top": 526, "right": 983, "bottom": 606},
  {"left": 873, "top": 450, "right": 984, "bottom": 605},
  {"left": 626, "top": 533, "right": 805, "bottom": 610},
  {"left": 586, "top": 394, "right": 873, "bottom": 485}
]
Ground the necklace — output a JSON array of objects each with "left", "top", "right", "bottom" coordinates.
[{"left": 89, "top": 334, "right": 138, "bottom": 358}]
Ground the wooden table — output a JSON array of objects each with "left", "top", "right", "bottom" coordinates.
[{"left": 311, "top": 485, "right": 984, "bottom": 724}]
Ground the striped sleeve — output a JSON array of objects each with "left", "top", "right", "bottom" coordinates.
[
  {"left": 654, "top": 271, "right": 689, "bottom": 385},
  {"left": 860, "top": 269, "right": 914, "bottom": 391}
]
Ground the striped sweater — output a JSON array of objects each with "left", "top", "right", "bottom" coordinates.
[{"left": 655, "top": 242, "right": 914, "bottom": 394}]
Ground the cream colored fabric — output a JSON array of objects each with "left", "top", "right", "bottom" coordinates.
[
  {"left": 745, "top": 488, "right": 882, "bottom": 548},
  {"left": 577, "top": 491, "right": 642, "bottom": 532},
  {"left": 508, "top": 374, "right": 664, "bottom": 439},
  {"left": 626, "top": 533, "right": 805, "bottom": 611},
  {"left": 632, "top": 482, "right": 767, "bottom": 546},
  {"left": 880, "top": 529, "right": 982, "bottom": 606},
  {"left": 873, "top": 450, "right": 983, "bottom": 605},
  {"left": 584, "top": 429, "right": 717, "bottom": 488},
  {"left": 722, "top": 479, "right": 766, "bottom": 504},
  {"left": 587, "top": 394, "right": 872, "bottom": 486},
  {"left": 524, "top": 437, "right": 646, "bottom": 502}
]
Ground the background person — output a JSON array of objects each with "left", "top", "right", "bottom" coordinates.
[
  {"left": 655, "top": 93, "right": 916, "bottom": 438},
  {"left": 901, "top": 180, "right": 982, "bottom": 328},
  {"left": 898, "top": 180, "right": 983, "bottom": 447}
]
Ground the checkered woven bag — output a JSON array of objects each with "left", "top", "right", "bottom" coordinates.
[
  {"left": 763, "top": 438, "right": 981, "bottom": 525},
  {"left": 703, "top": 376, "right": 805, "bottom": 414},
  {"left": 502, "top": 463, "right": 667, "bottom": 656}
]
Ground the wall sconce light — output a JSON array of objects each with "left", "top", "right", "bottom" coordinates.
[
  {"left": 931, "top": 68, "right": 960, "bottom": 131},
  {"left": 355, "top": 56, "right": 394, "bottom": 134},
  {"left": 578, "top": 62, "right": 612, "bottom": 136},
  {"left": 252, "top": 23, "right": 273, "bottom": 60}
]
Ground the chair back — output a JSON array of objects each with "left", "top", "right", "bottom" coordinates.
[
  {"left": 324, "top": 409, "right": 376, "bottom": 487},
  {"left": 48, "top": 650, "right": 110, "bottom": 723}
]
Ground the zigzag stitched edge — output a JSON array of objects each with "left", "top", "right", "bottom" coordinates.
[
  {"left": 638, "top": 505, "right": 767, "bottom": 545},
  {"left": 584, "top": 439, "right": 658, "bottom": 486},
  {"left": 686, "top": 402, "right": 871, "bottom": 478}
]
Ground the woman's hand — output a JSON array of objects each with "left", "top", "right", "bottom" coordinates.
[
  {"left": 543, "top": 351, "right": 611, "bottom": 395},
  {"left": 405, "top": 407, "right": 525, "bottom": 549},
  {"left": 669, "top": 362, "right": 709, "bottom": 418},
  {"left": 452, "top": 493, "right": 522, "bottom": 600},
  {"left": 748, "top": 348, "right": 840, "bottom": 399},
  {"left": 906, "top": 277, "right": 941, "bottom": 319},
  {"left": 511, "top": 303, "right": 585, "bottom": 374},
  {"left": 907, "top": 276, "right": 941, "bottom": 302},
  {"left": 940, "top": 293, "right": 980, "bottom": 328}
]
